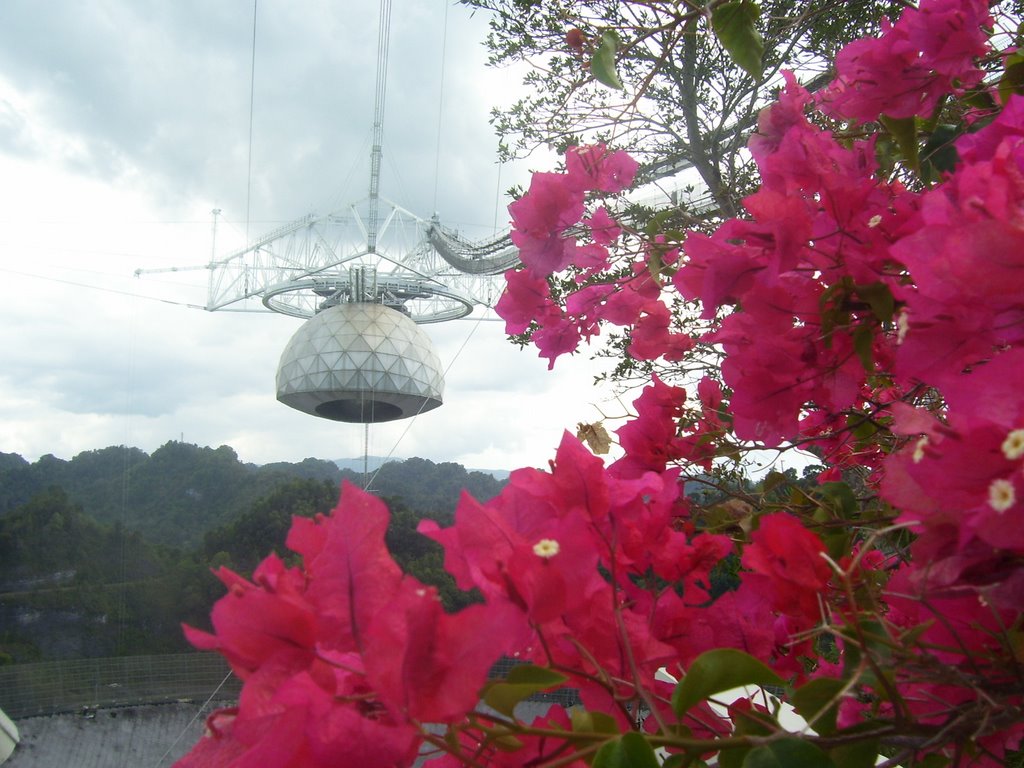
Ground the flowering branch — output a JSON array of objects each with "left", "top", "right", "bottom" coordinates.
[{"left": 176, "top": 2, "right": 1024, "bottom": 766}]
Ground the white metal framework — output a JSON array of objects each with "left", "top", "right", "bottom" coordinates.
[{"left": 202, "top": 195, "right": 518, "bottom": 323}]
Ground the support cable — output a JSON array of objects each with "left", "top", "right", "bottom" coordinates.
[
  {"left": 244, "top": 0, "right": 258, "bottom": 243},
  {"left": 152, "top": 670, "right": 235, "bottom": 768},
  {"left": 431, "top": 1, "right": 450, "bottom": 214},
  {"left": 493, "top": 161, "right": 503, "bottom": 234},
  {"left": 364, "top": 308, "right": 491, "bottom": 490}
]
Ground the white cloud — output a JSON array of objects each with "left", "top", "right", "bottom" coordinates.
[{"left": 0, "top": 1, "right": 619, "bottom": 472}]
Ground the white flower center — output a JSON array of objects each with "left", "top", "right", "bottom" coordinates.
[
  {"left": 912, "top": 436, "right": 929, "bottom": 464},
  {"left": 988, "top": 478, "right": 1016, "bottom": 513},
  {"left": 1001, "top": 429, "right": 1024, "bottom": 461},
  {"left": 533, "top": 539, "right": 560, "bottom": 558},
  {"left": 868, "top": 214, "right": 883, "bottom": 228}
]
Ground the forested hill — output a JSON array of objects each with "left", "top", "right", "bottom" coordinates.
[
  {"left": 0, "top": 443, "right": 505, "bottom": 662},
  {"left": 0, "top": 442, "right": 505, "bottom": 548}
]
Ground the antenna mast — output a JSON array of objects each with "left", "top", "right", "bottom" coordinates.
[{"left": 367, "top": 0, "right": 392, "bottom": 254}]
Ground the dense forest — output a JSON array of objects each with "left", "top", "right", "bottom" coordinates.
[{"left": 0, "top": 442, "right": 504, "bottom": 664}]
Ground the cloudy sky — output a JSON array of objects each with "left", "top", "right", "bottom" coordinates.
[{"left": 0, "top": 1, "right": 622, "bottom": 471}]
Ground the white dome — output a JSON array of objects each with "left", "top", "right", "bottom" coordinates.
[{"left": 276, "top": 303, "right": 444, "bottom": 423}]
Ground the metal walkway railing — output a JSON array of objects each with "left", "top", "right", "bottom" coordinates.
[{"left": 0, "top": 654, "right": 240, "bottom": 720}]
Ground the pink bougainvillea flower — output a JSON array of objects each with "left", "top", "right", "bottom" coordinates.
[
  {"left": 532, "top": 316, "right": 583, "bottom": 369},
  {"left": 509, "top": 228, "right": 577, "bottom": 276},
  {"left": 651, "top": 529, "right": 733, "bottom": 601},
  {"left": 363, "top": 580, "right": 521, "bottom": 723},
  {"left": 819, "top": 0, "right": 990, "bottom": 121},
  {"left": 821, "top": 29, "right": 941, "bottom": 121},
  {"left": 570, "top": 241, "right": 612, "bottom": 273},
  {"left": 674, "top": 226, "right": 764, "bottom": 319},
  {"left": 628, "top": 302, "right": 693, "bottom": 362},
  {"left": 508, "top": 172, "right": 585, "bottom": 276},
  {"left": 182, "top": 6, "right": 1024, "bottom": 763},
  {"left": 217, "top": 651, "right": 418, "bottom": 768},
  {"left": 505, "top": 145, "right": 636, "bottom": 279},
  {"left": 611, "top": 375, "right": 688, "bottom": 477},
  {"left": 584, "top": 205, "right": 622, "bottom": 245},
  {"left": 565, "top": 143, "right": 639, "bottom": 193},
  {"left": 174, "top": 710, "right": 246, "bottom": 768},
  {"left": 181, "top": 554, "right": 316, "bottom": 680},
  {"left": 495, "top": 267, "right": 559, "bottom": 336},
  {"left": 891, "top": 127, "right": 1024, "bottom": 390},
  {"left": 741, "top": 513, "right": 831, "bottom": 626},
  {"left": 696, "top": 376, "right": 724, "bottom": 426},
  {"left": 177, "top": 482, "right": 510, "bottom": 767},
  {"left": 658, "top": 585, "right": 778, "bottom": 668},
  {"left": 419, "top": 435, "right": 606, "bottom": 627},
  {"left": 284, "top": 483, "right": 404, "bottom": 655},
  {"left": 900, "top": 0, "right": 992, "bottom": 80},
  {"left": 509, "top": 172, "right": 584, "bottom": 236},
  {"left": 956, "top": 94, "right": 1024, "bottom": 164},
  {"left": 881, "top": 349, "right": 1024, "bottom": 610}
]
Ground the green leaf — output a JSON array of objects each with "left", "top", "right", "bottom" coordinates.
[
  {"left": 672, "top": 648, "right": 784, "bottom": 717},
  {"left": 920, "top": 123, "right": 960, "bottom": 176},
  {"left": 571, "top": 708, "right": 619, "bottom": 735},
  {"left": 840, "top": 620, "right": 895, "bottom": 690},
  {"left": 879, "top": 115, "right": 919, "bottom": 174},
  {"left": 742, "top": 738, "right": 836, "bottom": 768},
  {"left": 962, "top": 86, "right": 996, "bottom": 111},
  {"left": 591, "top": 30, "right": 623, "bottom": 90},
  {"left": 720, "top": 699, "right": 783, "bottom": 768},
  {"left": 829, "top": 737, "right": 880, "bottom": 768},
  {"left": 761, "top": 471, "right": 789, "bottom": 494},
  {"left": 644, "top": 207, "right": 678, "bottom": 237},
  {"left": 999, "top": 51, "right": 1024, "bottom": 104},
  {"left": 719, "top": 745, "right": 753, "bottom": 768},
  {"left": 489, "top": 730, "right": 525, "bottom": 752},
  {"left": 827, "top": 535, "right": 854, "bottom": 568},
  {"left": 854, "top": 282, "right": 894, "bottom": 325},
  {"left": 850, "top": 411, "right": 878, "bottom": 447},
  {"left": 841, "top": 635, "right": 862, "bottom": 680},
  {"left": 820, "top": 482, "right": 857, "bottom": 520},
  {"left": 648, "top": 247, "right": 665, "bottom": 284},
  {"left": 483, "top": 665, "right": 568, "bottom": 718},
  {"left": 664, "top": 755, "right": 712, "bottom": 768},
  {"left": 711, "top": 1, "right": 764, "bottom": 80},
  {"left": 1008, "top": 628, "right": 1024, "bottom": 663},
  {"left": 791, "top": 677, "right": 846, "bottom": 736},
  {"left": 593, "top": 732, "right": 661, "bottom": 768},
  {"left": 852, "top": 325, "right": 874, "bottom": 373}
]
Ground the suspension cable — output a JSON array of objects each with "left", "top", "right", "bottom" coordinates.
[
  {"left": 364, "top": 308, "right": 491, "bottom": 490},
  {"left": 244, "top": 0, "right": 258, "bottom": 242},
  {"left": 367, "top": 0, "right": 392, "bottom": 252},
  {"left": 431, "top": 2, "right": 450, "bottom": 214}
]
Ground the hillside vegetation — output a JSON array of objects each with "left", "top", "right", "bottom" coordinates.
[{"left": 0, "top": 442, "right": 504, "bottom": 663}]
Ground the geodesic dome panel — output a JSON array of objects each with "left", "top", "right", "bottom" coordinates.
[{"left": 276, "top": 303, "right": 444, "bottom": 423}]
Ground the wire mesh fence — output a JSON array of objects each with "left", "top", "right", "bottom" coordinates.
[
  {"left": 487, "top": 657, "right": 580, "bottom": 708},
  {"left": 0, "top": 654, "right": 579, "bottom": 721},
  {"left": 0, "top": 654, "right": 241, "bottom": 720}
]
